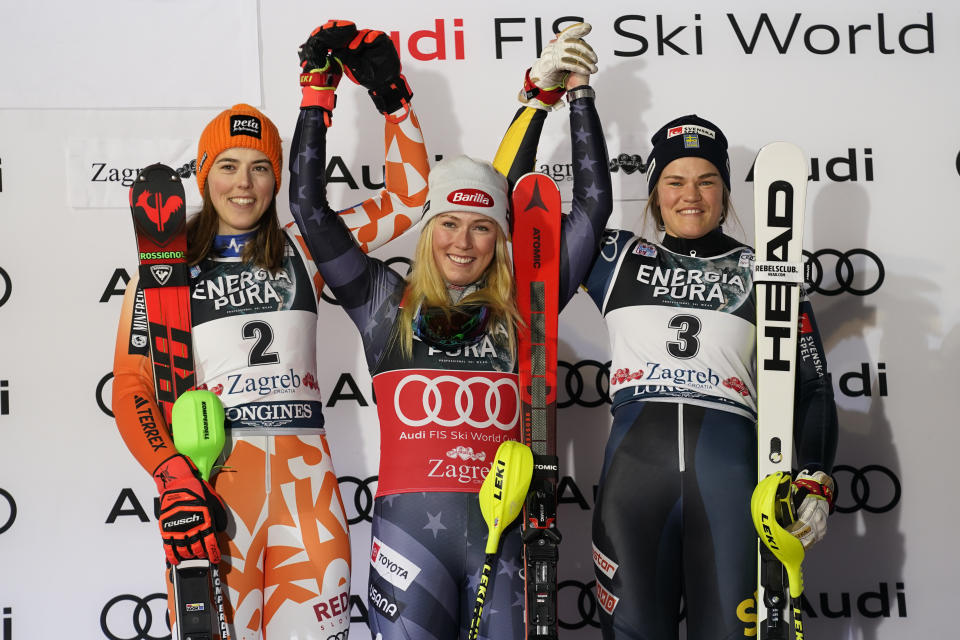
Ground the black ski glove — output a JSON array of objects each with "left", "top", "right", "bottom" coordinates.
[{"left": 308, "top": 20, "right": 413, "bottom": 116}]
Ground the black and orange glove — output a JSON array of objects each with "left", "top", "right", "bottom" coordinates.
[
  {"left": 298, "top": 28, "right": 344, "bottom": 126},
  {"left": 152, "top": 454, "right": 227, "bottom": 565},
  {"left": 311, "top": 20, "right": 412, "bottom": 117}
]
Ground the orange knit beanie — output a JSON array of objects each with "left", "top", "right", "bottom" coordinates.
[{"left": 196, "top": 103, "right": 283, "bottom": 196}]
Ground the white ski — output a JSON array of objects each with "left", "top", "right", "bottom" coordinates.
[{"left": 752, "top": 142, "right": 807, "bottom": 640}]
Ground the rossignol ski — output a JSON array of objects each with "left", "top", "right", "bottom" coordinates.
[
  {"left": 130, "top": 163, "right": 195, "bottom": 425},
  {"left": 511, "top": 172, "right": 562, "bottom": 640},
  {"left": 752, "top": 142, "right": 808, "bottom": 640},
  {"left": 130, "top": 165, "right": 228, "bottom": 639}
]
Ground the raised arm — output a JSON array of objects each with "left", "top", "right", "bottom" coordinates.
[
  {"left": 296, "top": 20, "right": 429, "bottom": 253},
  {"left": 491, "top": 23, "right": 612, "bottom": 308},
  {"left": 290, "top": 24, "right": 416, "bottom": 369}
]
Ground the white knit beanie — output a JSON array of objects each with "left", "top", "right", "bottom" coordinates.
[{"left": 421, "top": 156, "right": 510, "bottom": 236}]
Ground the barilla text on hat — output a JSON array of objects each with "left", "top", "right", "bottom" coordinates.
[
  {"left": 230, "top": 115, "right": 262, "bottom": 138},
  {"left": 447, "top": 189, "right": 493, "bottom": 207}
]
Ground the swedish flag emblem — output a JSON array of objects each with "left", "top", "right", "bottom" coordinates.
[{"left": 683, "top": 133, "right": 700, "bottom": 148}]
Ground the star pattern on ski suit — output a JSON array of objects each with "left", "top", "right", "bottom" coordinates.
[
  {"left": 423, "top": 511, "right": 447, "bottom": 538},
  {"left": 573, "top": 125, "right": 591, "bottom": 144}
]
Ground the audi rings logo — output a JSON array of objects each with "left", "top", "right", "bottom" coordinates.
[
  {"left": 804, "top": 249, "right": 884, "bottom": 296},
  {"left": 0, "top": 266, "right": 11, "bottom": 307},
  {"left": 558, "top": 360, "right": 611, "bottom": 409},
  {"left": 0, "top": 488, "right": 16, "bottom": 534},
  {"left": 832, "top": 464, "right": 901, "bottom": 514},
  {"left": 97, "top": 372, "right": 115, "bottom": 418},
  {"left": 339, "top": 475, "right": 377, "bottom": 524},
  {"left": 394, "top": 374, "right": 518, "bottom": 430},
  {"left": 326, "top": 632, "right": 349, "bottom": 640},
  {"left": 100, "top": 593, "right": 170, "bottom": 640},
  {"left": 558, "top": 579, "right": 601, "bottom": 629},
  {"left": 321, "top": 256, "right": 412, "bottom": 305}
]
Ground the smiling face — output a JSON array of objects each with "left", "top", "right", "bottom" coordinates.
[
  {"left": 655, "top": 156, "right": 725, "bottom": 239},
  {"left": 430, "top": 212, "right": 499, "bottom": 286},
  {"left": 206, "top": 147, "right": 276, "bottom": 235}
]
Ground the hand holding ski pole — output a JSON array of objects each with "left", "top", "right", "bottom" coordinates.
[
  {"left": 519, "top": 22, "right": 598, "bottom": 110},
  {"left": 752, "top": 472, "right": 807, "bottom": 640},
  {"left": 153, "top": 390, "right": 227, "bottom": 564},
  {"left": 153, "top": 453, "right": 227, "bottom": 565},
  {"left": 787, "top": 469, "right": 835, "bottom": 549},
  {"left": 167, "top": 390, "right": 231, "bottom": 640},
  {"left": 468, "top": 441, "right": 534, "bottom": 640}
]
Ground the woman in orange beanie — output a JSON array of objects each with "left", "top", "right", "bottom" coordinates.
[{"left": 112, "top": 44, "right": 429, "bottom": 640}]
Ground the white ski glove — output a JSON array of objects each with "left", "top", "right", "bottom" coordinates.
[
  {"left": 519, "top": 22, "right": 599, "bottom": 111},
  {"left": 787, "top": 470, "right": 835, "bottom": 549}
]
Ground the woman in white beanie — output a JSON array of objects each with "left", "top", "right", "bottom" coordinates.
[{"left": 290, "top": 22, "right": 610, "bottom": 640}]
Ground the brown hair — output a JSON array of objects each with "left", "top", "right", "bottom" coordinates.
[
  {"left": 643, "top": 184, "right": 742, "bottom": 238},
  {"left": 394, "top": 217, "right": 521, "bottom": 358},
  {"left": 186, "top": 186, "right": 285, "bottom": 270}
]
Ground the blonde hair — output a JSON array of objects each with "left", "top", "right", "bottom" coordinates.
[{"left": 394, "top": 217, "right": 521, "bottom": 357}]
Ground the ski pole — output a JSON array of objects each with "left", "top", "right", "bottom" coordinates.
[
  {"left": 468, "top": 441, "right": 534, "bottom": 640},
  {"left": 170, "top": 390, "right": 231, "bottom": 640},
  {"left": 752, "top": 472, "right": 806, "bottom": 640}
]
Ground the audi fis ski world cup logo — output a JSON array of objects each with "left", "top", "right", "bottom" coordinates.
[
  {"left": 0, "top": 266, "right": 10, "bottom": 308},
  {"left": 0, "top": 488, "right": 17, "bottom": 535},
  {"left": 339, "top": 475, "right": 377, "bottom": 524},
  {"left": 832, "top": 464, "right": 901, "bottom": 513},
  {"left": 557, "top": 579, "right": 602, "bottom": 630},
  {"left": 804, "top": 248, "right": 884, "bottom": 296},
  {"left": 100, "top": 593, "right": 169, "bottom": 640},
  {"left": 559, "top": 360, "right": 611, "bottom": 408},
  {"left": 96, "top": 372, "right": 114, "bottom": 418},
  {"left": 394, "top": 373, "right": 519, "bottom": 430}
]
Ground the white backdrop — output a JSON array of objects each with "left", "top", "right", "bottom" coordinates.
[{"left": 1, "top": 1, "right": 956, "bottom": 639}]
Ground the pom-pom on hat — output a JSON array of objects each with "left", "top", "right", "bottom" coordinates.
[
  {"left": 421, "top": 156, "right": 510, "bottom": 237},
  {"left": 645, "top": 114, "right": 730, "bottom": 195},
  {"left": 196, "top": 103, "right": 283, "bottom": 197}
]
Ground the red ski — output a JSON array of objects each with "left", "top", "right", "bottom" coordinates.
[
  {"left": 130, "top": 165, "right": 229, "bottom": 638},
  {"left": 512, "top": 172, "right": 562, "bottom": 640},
  {"left": 129, "top": 163, "right": 195, "bottom": 424}
]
